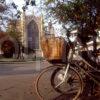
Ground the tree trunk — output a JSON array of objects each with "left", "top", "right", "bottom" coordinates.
[{"left": 17, "top": 42, "right": 21, "bottom": 59}]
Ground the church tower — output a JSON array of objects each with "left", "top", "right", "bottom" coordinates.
[{"left": 20, "top": 10, "right": 28, "bottom": 56}]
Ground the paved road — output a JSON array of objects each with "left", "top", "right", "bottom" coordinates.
[
  {"left": 0, "top": 61, "right": 100, "bottom": 100},
  {"left": 0, "top": 61, "right": 43, "bottom": 76},
  {"left": 0, "top": 61, "right": 51, "bottom": 100}
]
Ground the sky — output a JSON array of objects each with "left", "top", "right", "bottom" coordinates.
[
  {"left": 6, "top": 0, "right": 41, "bottom": 7},
  {"left": 6, "top": 0, "right": 41, "bottom": 16},
  {"left": 0, "top": 0, "right": 42, "bottom": 31}
]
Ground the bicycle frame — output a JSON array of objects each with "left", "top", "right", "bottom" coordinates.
[
  {"left": 55, "top": 44, "right": 100, "bottom": 89},
  {"left": 54, "top": 48, "right": 73, "bottom": 88},
  {"left": 74, "top": 53, "right": 100, "bottom": 84}
]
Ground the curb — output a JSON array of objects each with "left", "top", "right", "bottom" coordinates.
[
  {"left": 0, "top": 61, "right": 34, "bottom": 64},
  {"left": 0, "top": 60, "right": 46, "bottom": 64}
]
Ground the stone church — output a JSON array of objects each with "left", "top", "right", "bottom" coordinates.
[
  {"left": 19, "top": 11, "right": 43, "bottom": 57},
  {"left": 0, "top": 11, "right": 55, "bottom": 58},
  {"left": 0, "top": 12, "right": 44, "bottom": 58},
  {"left": 0, "top": 1, "right": 45, "bottom": 58}
]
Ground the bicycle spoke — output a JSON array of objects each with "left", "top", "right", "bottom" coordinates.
[
  {"left": 55, "top": 80, "right": 65, "bottom": 88},
  {"left": 51, "top": 66, "right": 83, "bottom": 100},
  {"left": 36, "top": 65, "right": 83, "bottom": 100}
]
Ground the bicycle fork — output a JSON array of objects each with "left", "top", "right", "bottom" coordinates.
[
  {"left": 55, "top": 64, "right": 70, "bottom": 88},
  {"left": 55, "top": 49, "right": 73, "bottom": 88}
]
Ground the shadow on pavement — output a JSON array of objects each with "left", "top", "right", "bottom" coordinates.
[
  {"left": 53, "top": 94, "right": 75, "bottom": 100},
  {"left": 53, "top": 94, "right": 100, "bottom": 100}
]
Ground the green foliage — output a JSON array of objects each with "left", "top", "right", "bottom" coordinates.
[
  {"left": 46, "top": 0, "right": 100, "bottom": 42},
  {"left": 8, "top": 30, "right": 21, "bottom": 43},
  {"left": 46, "top": 0, "right": 100, "bottom": 52},
  {"left": 46, "top": 0, "right": 100, "bottom": 33},
  {"left": 7, "top": 20, "right": 22, "bottom": 44},
  {"left": 6, "top": 20, "right": 23, "bottom": 59},
  {"left": 46, "top": 0, "right": 55, "bottom": 5}
]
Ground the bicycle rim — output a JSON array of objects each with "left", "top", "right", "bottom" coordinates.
[
  {"left": 51, "top": 65, "right": 83, "bottom": 100},
  {"left": 35, "top": 65, "right": 63, "bottom": 100}
]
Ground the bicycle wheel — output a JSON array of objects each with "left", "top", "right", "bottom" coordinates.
[
  {"left": 35, "top": 64, "right": 66, "bottom": 100},
  {"left": 51, "top": 65, "right": 83, "bottom": 100}
]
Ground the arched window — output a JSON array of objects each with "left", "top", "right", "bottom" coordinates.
[{"left": 27, "top": 20, "right": 39, "bottom": 53}]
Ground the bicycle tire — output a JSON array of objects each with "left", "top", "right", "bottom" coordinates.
[
  {"left": 51, "top": 65, "right": 83, "bottom": 100},
  {"left": 35, "top": 65, "right": 63, "bottom": 100}
]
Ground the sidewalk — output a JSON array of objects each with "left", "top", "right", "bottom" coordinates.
[
  {"left": 0, "top": 57, "right": 44, "bottom": 64},
  {"left": 0, "top": 58, "right": 34, "bottom": 64},
  {"left": 0, "top": 57, "right": 45, "bottom": 64}
]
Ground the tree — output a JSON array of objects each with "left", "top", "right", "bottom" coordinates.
[
  {"left": 0, "top": 0, "right": 36, "bottom": 59},
  {"left": 7, "top": 20, "right": 22, "bottom": 59},
  {"left": 0, "top": 0, "right": 36, "bottom": 31},
  {"left": 46, "top": 0, "right": 100, "bottom": 51},
  {"left": 1, "top": 40, "right": 15, "bottom": 58},
  {"left": 0, "top": 0, "right": 21, "bottom": 31},
  {"left": 0, "top": 32, "right": 6, "bottom": 39}
]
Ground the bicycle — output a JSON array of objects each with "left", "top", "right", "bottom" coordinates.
[{"left": 35, "top": 37, "right": 100, "bottom": 100}]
